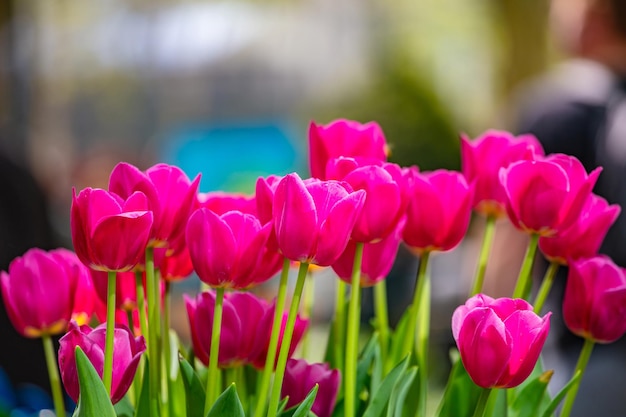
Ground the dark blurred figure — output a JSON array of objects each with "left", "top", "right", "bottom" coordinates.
[
  {"left": 0, "top": 150, "right": 55, "bottom": 391},
  {"left": 514, "top": 0, "right": 626, "bottom": 415}
]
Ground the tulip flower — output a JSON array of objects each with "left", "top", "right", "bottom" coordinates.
[
  {"left": 91, "top": 270, "right": 137, "bottom": 312},
  {"left": 185, "top": 291, "right": 308, "bottom": 367},
  {"left": 563, "top": 256, "right": 626, "bottom": 343},
  {"left": 539, "top": 194, "right": 620, "bottom": 264},
  {"left": 461, "top": 130, "right": 543, "bottom": 217},
  {"left": 155, "top": 247, "right": 194, "bottom": 282},
  {"left": 198, "top": 191, "right": 256, "bottom": 216},
  {"left": 58, "top": 322, "right": 146, "bottom": 404},
  {"left": 272, "top": 173, "right": 365, "bottom": 266},
  {"left": 1, "top": 248, "right": 87, "bottom": 338},
  {"left": 500, "top": 154, "right": 601, "bottom": 237},
  {"left": 452, "top": 294, "right": 551, "bottom": 388},
  {"left": 71, "top": 188, "right": 154, "bottom": 271},
  {"left": 109, "top": 162, "right": 200, "bottom": 250},
  {"left": 186, "top": 208, "right": 274, "bottom": 288},
  {"left": 281, "top": 359, "right": 340, "bottom": 417},
  {"left": 402, "top": 169, "right": 473, "bottom": 254},
  {"left": 309, "top": 119, "right": 388, "bottom": 180}
]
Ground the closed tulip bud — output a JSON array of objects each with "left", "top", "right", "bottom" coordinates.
[
  {"left": 564, "top": 256, "right": 626, "bottom": 343},
  {"left": 272, "top": 173, "right": 366, "bottom": 266},
  {"left": 452, "top": 294, "right": 551, "bottom": 388},
  {"left": 500, "top": 154, "right": 601, "bottom": 236},
  {"left": 58, "top": 322, "right": 145, "bottom": 404},
  {"left": 461, "top": 130, "right": 543, "bottom": 217},
  {"left": 402, "top": 169, "right": 473, "bottom": 254},
  {"left": 309, "top": 119, "right": 388, "bottom": 180},
  {"left": 281, "top": 359, "right": 340, "bottom": 417},
  {"left": 71, "top": 187, "right": 153, "bottom": 271}
]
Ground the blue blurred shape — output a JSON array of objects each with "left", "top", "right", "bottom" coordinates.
[
  {"left": 161, "top": 121, "right": 303, "bottom": 193},
  {"left": 15, "top": 385, "right": 52, "bottom": 414},
  {"left": 0, "top": 368, "right": 16, "bottom": 412}
]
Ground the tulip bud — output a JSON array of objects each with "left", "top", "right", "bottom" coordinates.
[{"left": 281, "top": 359, "right": 340, "bottom": 417}]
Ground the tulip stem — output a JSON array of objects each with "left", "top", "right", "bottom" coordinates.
[
  {"left": 300, "top": 270, "right": 314, "bottom": 359},
  {"left": 512, "top": 233, "right": 539, "bottom": 300},
  {"left": 266, "top": 261, "right": 309, "bottom": 417},
  {"left": 103, "top": 270, "right": 117, "bottom": 394},
  {"left": 205, "top": 287, "right": 225, "bottom": 415},
  {"left": 470, "top": 214, "right": 497, "bottom": 296},
  {"left": 163, "top": 280, "right": 174, "bottom": 416},
  {"left": 532, "top": 261, "right": 560, "bottom": 314},
  {"left": 561, "top": 338, "right": 595, "bottom": 417},
  {"left": 472, "top": 388, "right": 492, "bottom": 417},
  {"left": 416, "top": 252, "right": 431, "bottom": 417},
  {"left": 42, "top": 335, "right": 66, "bottom": 417},
  {"left": 401, "top": 251, "right": 430, "bottom": 359},
  {"left": 145, "top": 246, "right": 161, "bottom": 414},
  {"left": 374, "top": 280, "right": 390, "bottom": 371},
  {"left": 135, "top": 271, "right": 149, "bottom": 344},
  {"left": 254, "top": 257, "right": 290, "bottom": 417},
  {"left": 345, "top": 242, "right": 364, "bottom": 417},
  {"left": 334, "top": 279, "right": 347, "bottom": 372}
]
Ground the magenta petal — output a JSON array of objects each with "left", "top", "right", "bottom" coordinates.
[{"left": 590, "top": 286, "right": 626, "bottom": 343}]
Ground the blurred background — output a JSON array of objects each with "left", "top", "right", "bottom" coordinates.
[{"left": 0, "top": 0, "right": 556, "bottom": 404}]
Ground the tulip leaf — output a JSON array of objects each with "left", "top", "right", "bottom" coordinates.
[
  {"left": 280, "top": 384, "right": 319, "bottom": 417},
  {"left": 72, "top": 346, "right": 116, "bottom": 417},
  {"left": 387, "top": 306, "right": 412, "bottom": 368},
  {"left": 436, "top": 355, "right": 483, "bottom": 417},
  {"left": 134, "top": 358, "right": 151, "bottom": 417},
  {"left": 387, "top": 366, "right": 417, "bottom": 417},
  {"left": 508, "top": 370, "right": 553, "bottom": 417},
  {"left": 356, "top": 333, "right": 381, "bottom": 400},
  {"left": 362, "top": 355, "right": 410, "bottom": 417},
  {"left": 206, "top": 384, "right": 244, "bottom": 417},
  {"left": 485, "top": 388, "right": 507, "bottom": 417},
  {"left": 113, "top": 396, "right": 134, "bottom": 417},
  {"left": 540, "top": 370, "right": 581, "bottom": 417},
  {"left": 179, "top": 357, "right": 206, "bottom": 417}
]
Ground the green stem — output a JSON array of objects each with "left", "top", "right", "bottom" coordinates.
[
  {"left": 374, "top": 280, "right": 390, "bottom": 371},
  {"left": 470, "top": 215, "right": 497, "bottom": 296},
  {"left": 416, "top": 264, "right": 431, "bottom": 417},
  {"left": 512, "top": 233, "right": 539, "bottom": 300},
  {"left": 43, "top": 335, "right": 66, "bottom": 417},
  {"left": 163, "top": 281, "right": 173, "bottom": 416},
  {"left": 532, "top": 261, "right": 560, "bottom": 314},
  {"left": 135, "top": 271, "right": 149, "bottom": 343},
  {"left": 126, "top": 309, "right": 135, "bottom": 337},
  {"left": 254, "top": 257, "right": 290, "bottom": 417},
  {"left": 103, "top": 270, "right": 117, "bottom": 394},
  {"left": 344, "top": 242, "right": 365, "bottom": 417},
  {"left": 266, "top": 262, "right": 309, "bottom": 417},
  {"left": 401, "top": 251, "right": 430, "bottom": 358},
  {"left": 472, "top": 388, "right": 492, "bottom": 417},
  {"left": 561, "top": 338, "right": 595, "bottom": 417},
  {"left": 334, "top": 279, "right": 347, "bottom": 373},
  {"left": 145, "top": 247, "right": 161, "bottom": 414},
  {"left": 205, "top": 287, "right": 225, "bottom": 415},
  {"left": 300, "top": 270, "right": 314, "bottom": 359}
]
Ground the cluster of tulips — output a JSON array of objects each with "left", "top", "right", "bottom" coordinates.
[{"left": 2, "top": 118, "right": 626, "bottom": 417}]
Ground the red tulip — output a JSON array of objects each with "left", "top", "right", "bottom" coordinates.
[
  {"left": 564, "top": 256, "right": 626, "bottom": 343},
  {"left": 155, "top": 247, "right": 194, "bottom": 282},
  {"left": 461, "top": 130, "right": 543, "bottom": 217},
  {"left": 500, "top": 154, "right": 601, "bottom": 236},
  {"left": 58, "top": 322, "right": 145, "bottom": 404},
  {"left": 452, "top": 294, "right": 551, "bottom": 388},
  {"left": 281, "top": 359, "right": 340, "bottom": 417},
  {"left": 402, "top": 169, "right": 473, "bottom": 253},
  {"left": 272, "top": 173, "right": 365, "bottom": 266},
  {"left": 539, "top": 194, "right": 620, "bottom": 264},
  {"left": 71, "top": 187, "right": 153, "bottom": 271},
  {"left": 309, "top": 119, "right": 388, "bottom": 180}
]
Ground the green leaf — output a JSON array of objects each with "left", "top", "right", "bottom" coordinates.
[
  {"left": 114, "top": 396, "right": 134, "bottom": 417},
  {"left": 179, "top": 357, "right": 206, "bottom": 417},
  {"left": 540, "top": 371, "right": 581, "bottom": 417},
  {"left": 509, "top": 370, "right": 553, "bottom": 417},
  {"left": 387, "top": 307, "right": 412, "bottom": 368},
  {"left": 72, "top": 346, "right": 116, "bottom": 417},
  {"left": 134, "top": 358, "right": 151, "bottom": 417},
  {"left": 436, "top": 355, "right": 483, "bottom": 417},
  {"left": 206, "top": 384, "right": 244, "bottom": 417},
  {"left": 362, "top": 355, "right": 410, "bottom": 417},
  {"left": 356, "top": 333, "right": 381, "bottom": 399},
  {"left": 280, "top": 385, "right": 319, "bottom": 417},
  {"left": 387, "top": 367, "right": 417, "bottom": 417},
  {"left": 485, "top": 389, "right": 507, "bottom": 417}
]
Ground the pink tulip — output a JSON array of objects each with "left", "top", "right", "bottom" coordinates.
[
  {"left": 1, "top": 248, "right": 90, "bottom": 337},
  {"left": 563, "top": 256, "right": 626, "bottom": 343},
  {"left": 500, "top": 154, "right": 601, "bottom": 236},
  {"left": 71, "top": 187, "right": 153, "bottom": 271},
  {"left": 332, "top": 224, "right": 403, "bottom": 287},
  {"left": 58, "top": 322, "right": 146, "bottom": 404},
  {"left": 539, "top": 194, "right": 620, "bottom": 264},
  {"left": 185, "top": 291, "right": 308, "bottom": 368},
  {"left": 155, "top": 247, "right": 194, "bottom": 282},
  {"left": 186, "top": 208, "right": 274, "bottom": 288},
  {"left": 461, "top": 130, "right": 543, "bottom": 217},
  {"left": 109, "top": 162, "right": 200, "bottom": 250},
  {"left": 281, "top": 359, "right": 340, "bottom": 417},
  {"left": 272, "top": 173, "right": 366, "bottom": 266},
  {"left": 452, "top": 294, "right": 551, "bottom": 388},
  {"left": 325, "top": 158, "right": 409, "bottom": 243},
  {"left": 90, "top": 270, "right": 138, "bottom": 312},
  {"left": 198, "top": 191, "right": 257, "bottom": 216},
  {"left": 402, "top": 169, "right": 473, "bottom": 253},
  {"left": 309, "top": 119, "right": 388, "bottom": 180}
]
